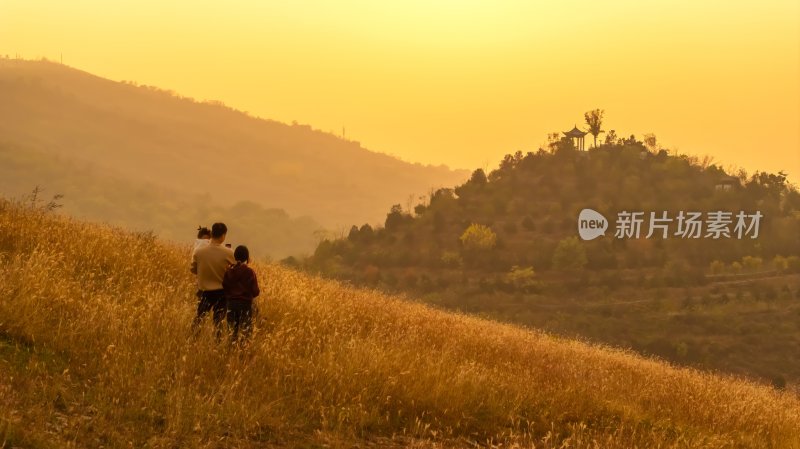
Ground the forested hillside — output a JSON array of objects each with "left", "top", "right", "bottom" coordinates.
[{"left": 304, "top": 134, "right": 800, "bottom": 384}]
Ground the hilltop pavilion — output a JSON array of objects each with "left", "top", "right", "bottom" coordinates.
[{"left": 563, "top": 125, "right": 588, "bottom": 151}]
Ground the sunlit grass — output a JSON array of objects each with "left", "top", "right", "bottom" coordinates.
[{"left": 0, "top": 199, "right": 798, "bottom": 448}]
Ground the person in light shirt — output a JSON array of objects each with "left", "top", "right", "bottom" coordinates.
[{"left": 191, "top": 223, "right": 235, "bottom": 333}]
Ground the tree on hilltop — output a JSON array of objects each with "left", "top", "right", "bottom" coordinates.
[{"left": 584, "top": 109, "right": 605, "bottom": 148}]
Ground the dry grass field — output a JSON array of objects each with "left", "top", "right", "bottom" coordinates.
[{"left": 1, "top": 199, "right": 799, "bottom": 448}]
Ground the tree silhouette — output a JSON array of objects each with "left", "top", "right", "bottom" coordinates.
[
  {"left": 469, "top": 168, "right": 488, "bottom": 186},
  {"left": 584, "top": 109, "right": 605, "bottom": 148},
  {"left": 385, "top": 204, "right": 411, "bottom": 231}
]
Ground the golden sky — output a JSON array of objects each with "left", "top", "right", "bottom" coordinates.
[{"left": 2, "top": 0, "right": 799, "bottom": 179}]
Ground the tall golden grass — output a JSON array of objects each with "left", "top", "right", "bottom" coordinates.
[{"left": 0, "top": 199, "right": 798, "bottom": 448}]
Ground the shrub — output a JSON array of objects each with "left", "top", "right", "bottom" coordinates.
[
  {"left": 741, "top": 256, "right": 763, "bottom": 272},
  {"left": 505, "top": 266, "right": 538, "bottom": 292},
  {"left": 460, "top": 224, "right": 497, "bottom": 252},
  {"left": 709, "top": 260, "right": 725, "bottom": 275},
  {"left": 552, "top": 237, "right": 588, "bottom": 271}
]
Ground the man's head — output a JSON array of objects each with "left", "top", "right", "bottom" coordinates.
[
  {"left": 211, "top": 222, "right": 228, "bottom": 242},
  {"left": 234, "top": 245, "right": 249, "bottom": 263},
  {"left": 197, "top": 226, "right": 211, "bottom": 239}
]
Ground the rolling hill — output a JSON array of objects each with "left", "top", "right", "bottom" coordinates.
[
  {"left": 303, "top": 137, "right": 800, "bottom": 384},
  {"left": 1, "top": 198, "right": 799, "bottom": 448},
  {"left": 0, "top": 57, "right": 468, "bottom": 230}
]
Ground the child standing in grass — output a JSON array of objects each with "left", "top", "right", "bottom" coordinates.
[{"left": 223, "top": 245, "right": 260, "bottom": 342}]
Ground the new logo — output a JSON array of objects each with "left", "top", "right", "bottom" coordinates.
[{"left": 578, "top": 208, "right": 608, "bottom": 240}]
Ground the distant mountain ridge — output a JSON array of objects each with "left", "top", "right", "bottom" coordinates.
[{"left": 0, "top": 58, "right": 469, "bottom": 228}]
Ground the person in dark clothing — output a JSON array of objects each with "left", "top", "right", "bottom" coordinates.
[{"left": 223, "top": 245, "right": 260, "bottom": 343}]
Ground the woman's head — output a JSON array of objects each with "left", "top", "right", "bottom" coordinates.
[
  {"left": 234, "top": 245, "right": 250, "bottom": 263},
  {"left": 197, "top": 226, "right": 211, "bottom": 239}
]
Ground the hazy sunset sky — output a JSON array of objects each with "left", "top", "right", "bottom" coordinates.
[{"left": 2, "top": 0, "right": 799, "bottom": 178}]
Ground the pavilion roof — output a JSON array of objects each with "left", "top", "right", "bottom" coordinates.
[{"left": 563, "top": 125, "right": 588, "bottom": 138}]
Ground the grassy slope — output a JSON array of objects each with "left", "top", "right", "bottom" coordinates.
[{"left": 0, "top": 201, "right": 798, "bottom": 449}]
